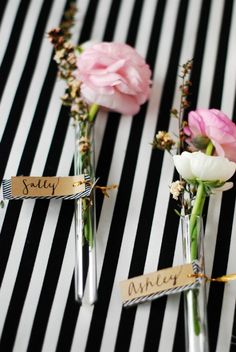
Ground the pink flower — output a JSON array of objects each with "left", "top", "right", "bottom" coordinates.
[
  {"left": 75, "top": 42, "right": 152, "bottom": 115},
  {"left": 184, "top": 109, "right": 236, "bottom": 162}
]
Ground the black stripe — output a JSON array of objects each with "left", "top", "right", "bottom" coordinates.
[
  {"left": 230, "top": 95, "right": 236, "bottom": 352},
  {"left": 26, "top": 203, "right": 74, "bottom": 352},
  {"left": 27, "top": 0, "right": 125, "bottom": 348},
  {"left": 208, "top": 103, "right": 236, "bottom": 352},
  {"left": 78, "top": 0, "right": 101, "bottom": 44},
  {"left": 230, "top": 303, "right": 236, "bottom": 352},
  {"left": 0, "top": 0, "right": 31, "bottom": 101},
  {"left": 102, "top": 0, "right": 123, "bottom": 41},
  {"left": 172, "top": 295, "right": 185, "bottom": 352},
  {"left": 208, "top": 183, "right": 236, "bottom": 352},
  {"left": 87, "top": 109, "right": 148, "bottom": 352},
  {"left": 96, "top": 0, "right": 146, "bottom": 222},
  {"left": 95, "top": 114, "right": 120, "bottom": 224},
  {"left": 55, "top": 278, "right": 79, "bottom": 352},
  {"left": 0, "top": 201, "right": 23, "bottom": 285},
  {"left": 55, "top": 39, "right": 123, "bottom": 352},
  {"left": 184, "top": 0, "right": 212, "bottom": 116},
  {"left": 0, "top": 0, "right": 8, "bottom": 26},
  {"left": 114, "top": 0, "right": 188, "bottom": 350},
  {"left": 85, "top": 0, "right": 168, "bottom": 350},
  {"left": 125, "top": 0, "right": 144, "bottom": 46},
  {"left": 206, "top": 1, "right": 235, "bottom": 350},
  {"left": 171, "top": 1, "right": 212, "bottom": 347}
]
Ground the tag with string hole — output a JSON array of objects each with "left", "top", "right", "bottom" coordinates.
[
  {"left": 2, "top": 175, "right": 91, "bottom": 200},
  {"left": 120, "top": 261, "right": 202, "bottom": 307}
]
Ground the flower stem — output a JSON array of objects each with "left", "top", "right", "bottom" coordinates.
[
  {"left": 205, "top": 140, "right": 214, "bottom": 156},
  {"left": 190, "top": 182, "right": 206, "bottom": 260},
  {"left": 190, "top": 139, "right": 214, "bottom": 259},
  {"left": 187, "top": 184, "right": 205, "bottom": 337},
  {"left": 88, "top": 104, "right": 99, "bottom": 122},
  {"left": 188, "top": 139, "right": 214, "bottom": 336}
]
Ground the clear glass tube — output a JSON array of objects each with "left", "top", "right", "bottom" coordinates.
[
  {"left": 74, "top": 119, "right": 97, "bottom": 304},
  {"left": 181, "top": 215, "right": 209, "bottom": 352}
]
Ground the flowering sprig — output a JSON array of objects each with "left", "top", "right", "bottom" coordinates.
[
  {"left": 48, "top": 7, "right": 152, "bottom": 240},
  {"left": 152, "top": 60, "right": 192, "bottom": 157},
  {"left": 47, "top": 4, "right": 99, "bottom": 124},
  {"left": 152, "top": 60, "right": 236, "bottom": 338}
]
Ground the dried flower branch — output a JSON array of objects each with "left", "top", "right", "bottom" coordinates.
[{"left": 47, "top": 2, "right": 90, "bottom": 122}]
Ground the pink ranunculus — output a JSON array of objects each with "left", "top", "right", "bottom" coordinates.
[
  {"left": 75, "top": 42, "right": 152, "bottom": 115},
  {"left": 184, "top": 109, "right": 236, "bottom": 162}
]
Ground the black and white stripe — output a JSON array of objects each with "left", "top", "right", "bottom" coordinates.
[{"left": 0, "top": 0, "right": 236, "bottom": 351}]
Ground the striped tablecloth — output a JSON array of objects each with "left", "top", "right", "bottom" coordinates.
[{"left": 0, "top": 0, "right": 236, "bottom": 351}]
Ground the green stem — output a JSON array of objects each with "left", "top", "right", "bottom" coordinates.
[
  {"left": 188, "top": 183, "right": 206, "bottom": 336},
  {"left": 205, "top": 140, "right": 214, "bottom": 156},
  {"left": 189, "top": 182, "right": 206, "bottom": 260},
  {"left": 190, "top": 139, "right": 214, "bottom": 259},
  {"left": 88, "top": 104, "right": 99, "bottom": 122},
  {"left": 187, "top": 139, "right": 214, "bottom": 336}
]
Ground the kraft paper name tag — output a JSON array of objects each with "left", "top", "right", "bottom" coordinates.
[
  {"left": 2, "top": 175, "right": 91, "bottom": 200},
  {"left": 120, "top": 262, "right": 201, "bottom": 307}
]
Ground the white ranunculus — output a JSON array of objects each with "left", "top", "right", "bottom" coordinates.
[{"left": 173, "top": 151, "right": 236, "bottom": 181}]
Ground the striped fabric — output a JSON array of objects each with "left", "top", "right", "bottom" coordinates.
[{"left": 0, "top": 0, "right": 236, "bottom": 351}]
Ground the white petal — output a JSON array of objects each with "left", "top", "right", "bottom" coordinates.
[
  {"left": 173, "top": 152, "right": 195, "bottom": 179},
  {"left": 190, "top": 152, "right": 236, "bottom": 181}
]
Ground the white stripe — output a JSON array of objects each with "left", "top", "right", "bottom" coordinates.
[
  {"left": 113, "top": 0, "right": 136, "bottom": 42},
  {"left": 216, "top": 4, "right": 236, "bottom": 348},
  {"left": 221, "top": 0, "right": 236, "bottom": 118},
  {"left": 196, "top": 0, "right": 231, "bottom": 298},
  {"left": 39, "top": 0, "right": 113, "bottom": 350},
  {"left": 0, "top": 200, "right": 35, "bottom": 339},
  {"left": 196, "top": 0, "right": 225, "bottom": 108},
  {"left": 90, "top": 0, "right": 119, "bottom": 40},
  {"left": 158, "top": 225, "right": 183, "bottom": 352},
  {"left": 205, "top": 193, "right": 222, "bottom": 297},
  {"left": 130, "top": 0, "right": 204, "bottom": 349},
  {"left": 0, "top": 0, "right": 22, "bottom": 65},
  {"left": 12, "top": 200, "right": 62, "bottom": 352},
  {"left": 216, "top": 202, "right": 236, "bottom": 352},
  {"left": 13, "top": 116, "right": 75, "bottom": 352},
  {"left": 71, "top": 105, "right": 132, "bottom": 352},
  {"left": 71, "top": 0, "right": 144, "bottom": 348},
  {"left": 41, "top": 223, "right": 74, "bottom": 352}
]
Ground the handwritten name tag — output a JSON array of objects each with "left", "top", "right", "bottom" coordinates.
[
  {"left": 11, "top": 176, "right": 85, "bottom": 197},
  {"left": 120, "top": 262, "right": 201, "bottom": 307},
  {"left": 2, "top": 175, "right": 92, "bottom": 200}
]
